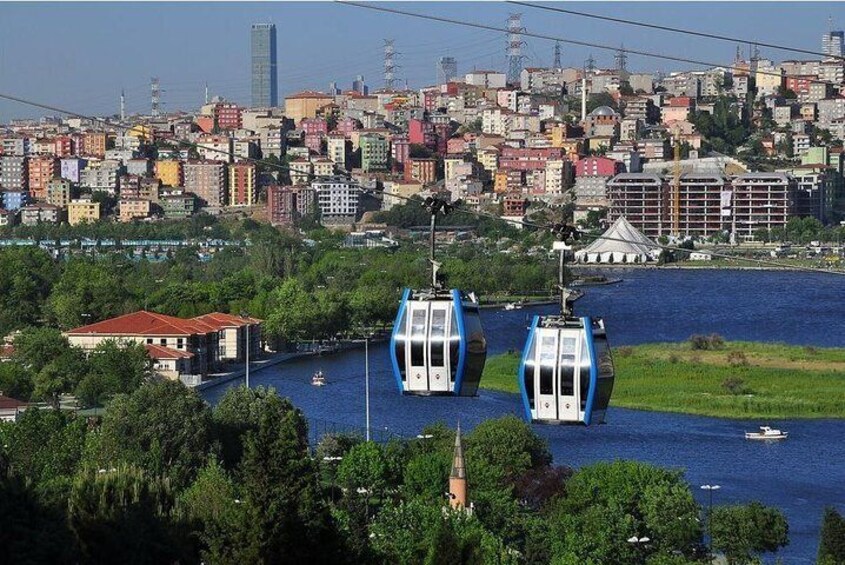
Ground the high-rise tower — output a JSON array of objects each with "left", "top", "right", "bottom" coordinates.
[
  {"left": 822, "top": 17, "right": 844, "bottom": 58},
  {"left": 437, "top": 56, "right": 458, "bottom": 85},
  {"left": 251, "top": 23, "right": 278, "bottom": 107}
]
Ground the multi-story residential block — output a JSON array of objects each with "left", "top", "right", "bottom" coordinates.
[
  {"left": 284, "top": 91, "right": 333, "bottom": 122},
  {"left": 1, "top": 189, "right": 29, "bottom": 211},
  {"left": 465, "top": 70, "right": 506, "bottom": 88},
  {"left": 289, "top": 158, "right": 312, "bottom": 185},
  {"left": 312, "top": 176, "right": 360, "bottom": 224},
  {"left": 20, "top": 203, "right": 61, "bottom": 226},
  {"left": 773, "top": 105, "right": 796, "bottom": 127},
  {"left": 46, "top": 178, "right": 73, "bottom": 207},
  {"left": 126, "top": 158, "right": 152, "bottom": 177},
  {"left": 782, "top": 167, "right": 836, "bottom": 222},
  {"left": 228, "top": 162, "right": 256, "bottom": 206},
  {"left": 68, "top": 198, "right": 101, "bottom": 226},
  {"left": 267, "top": 185, "right": 298, "bottom": 226},
  {"left": 155, "top": 160, "right": 183, "bottom": 188},
  {"left": 82, "top": 132, "right": 107, "bottom": 158},
  {"left": 213, "top": 102, "right": 243, "bottom": 130},
  {"left": 544, "top": 159, "right": 571, "bottom": 195},
  {"left": 80, "top": 160, "right": 122, "bottom": 194},
  {"left": 819, "top": 59, "right": 845, "bottom": 85},
  {"left": 675, "top": 173, "right": 731, "bottom": 237},
  {"left": 184, "top": 161, "right": 227, "bottom": 207},
  {"left": 576, "top": 156, "right": 624, "bottom": 177},
  {"left": 197, "top": 135, "right": 233, "bottom": 162},
  {"left": 607, "top": 173, "right": 669, "bottom": 238},
  {"left": 138, "top": 177, "right": 162, "bottom": 201},
  {"left": 404, "top": 158, "right": 437, "bottom": 185},
  {"left": 793, "top": 134, "right": 812, "bottom": 156},
  {"left": 360, "top": 133, "right": 389, "bottom": 172},
  {"left": 755, "top": 64, "right": 784, "bottom": 97},
  {"left": 233, "top": 139, "right": 259, "bottom": 162},
  {"left": 258, "top": 126, "right": 285, "bottom": 158},
  {"left": 328, "top": 134, "right": 349, "bottom": 170},
  {"left": 731, "top": 173, "right": 796, "bottom": 241},
  {"left": 60, "top": 158, "right": 87, "bottom": 184},
  {"left": 118, "top": 198, "right": 152, "bottom": 222},
  {"left": 817, "top": 98, "right": 845, "bottom": 127},
  {"left": 312, "top": 158, "right": 334, "bottom": 178},
  {"left": 0, "top": 156, "right": 28, "bottom": 192},
  {"left": 160, "top": 192, "right": 198, "bottom": 219},
  {"left": 0, "top": 208, "right": 17, "bottom": 228},
  {"left": 1, "top": 137, "right": 29, "bottom": 156}
]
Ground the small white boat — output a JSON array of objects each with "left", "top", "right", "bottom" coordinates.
[
  {"left": 311, "top": 371, "right": 326, "bottom": 387},
  {"left": 745, "top": 426, "right": 788, "bottom": 440},
  {"left": 504, "top": 302, "right": 523, "bottom": 311}
]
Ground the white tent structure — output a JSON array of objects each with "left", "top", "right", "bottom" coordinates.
[{"left": 575, "top": 216, "right": 661, "bottom": 264}]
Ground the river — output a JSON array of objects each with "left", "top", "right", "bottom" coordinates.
[{"left": 202, "top": 269, "right": 845, "bottom": 563}]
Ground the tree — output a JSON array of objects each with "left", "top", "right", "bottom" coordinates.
[
  {"left": 68, "top": 465, "right": 195, "bottom": 564},
  {"left": 229, "top": 386, "right": 339, "bottom": 563},
  {"left": 0, "top": 362, "right": 34, "bottom": 400},
  {"left": 12, "top": 327, "right": 71, "bottom": 373},
  {"left": 0, "top": 248, "right": 59, "bottom": 335},
  {"left": 33, "top": 348, "right": 88, "bottom": 409},
  {"left": 76, "top": 341, "right": 152, "bottom": 407},
  {"left": 710, "top": 502, "right": 789, "bottom": 563},
  {"left": 548, "top": 460, "right": 702, "bottom": 563},
  {"left": 90, "top": 380, "right": 212, "bottom": 490},
  {"left": 818, "top": 506, "right": 845, "bottom": 564}
]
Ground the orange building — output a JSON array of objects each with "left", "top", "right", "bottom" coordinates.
[
  {"left": 155, "top": 160, "right": 183, "bottom": 188},
  {"left": 82, "top": 132, "right": 107, "bottom": 157},
  {"left": 404, "top": 158, "right": 437, "bottom": 185},
  {"left": 27, "top": 156, "right": 59, "bottom": 201},
  {"left": 228, "top": 162, "right": 256, "bottom": 206}
]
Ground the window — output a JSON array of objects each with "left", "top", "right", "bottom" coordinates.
[
  {"left": 177, "top": 338, "right": 184, "bottom": 349},
  {"left": 160, "top": 338, "right": 167, "bottom": 346}
]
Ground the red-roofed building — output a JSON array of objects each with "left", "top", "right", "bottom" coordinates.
[
  {"left": 65, "top": 310, "right": 224, "bottom": 378},
  {"left": 144, "top": 344, "right": 195, "bottom": 381},
  {"left": 0, "top": 394, "right": 27, "bottom": 422},
  {"left": 193, "top": 312, "right": 261, "bottom": 363}
]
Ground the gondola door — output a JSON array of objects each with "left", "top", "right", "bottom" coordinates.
[
  {"left": 557, "top": 332, "right": 580, "bottom": 421},
  {"left": 534, "top": 331, "right": 559, "bottom": 420},
  {"left": 407, "top": 304, "right": 430, "bottom": 392},
  {"left": 427, "top": 305, "right": 451, "bottom": 392}
]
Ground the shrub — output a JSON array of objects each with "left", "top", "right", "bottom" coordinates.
[
  {"left": 615, "top": 346, "right": 633, "bottom": 358},
  {"left": 722, "top": 377, "right": 751, "bottom": 395},
  {"left": 689, "top": 333, "right": 725, "bottom": 350},
  {"left": 727, "top": 350, "right": 749, "bottom": 367},
  {"left": 804, "top": 345, "right": 818, "bottom": 355},
  {"left": 668, "top": 354, "right": 680, "bottom": 364}
]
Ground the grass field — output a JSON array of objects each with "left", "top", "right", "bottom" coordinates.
[{"left": 481, "top": 341, "right": 845, "bottom": 419}]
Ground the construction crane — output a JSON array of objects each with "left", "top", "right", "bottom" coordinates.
[{"left": 672, "top": 125, "right": 681, "bottom": 236}]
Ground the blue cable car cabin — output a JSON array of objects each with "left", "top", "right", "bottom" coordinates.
[
  {"left": 518, "top": 315, "right": 615, "bottom": 425},
  {"left": 390, "top": 288, "right": 486, "bottom": 396}
]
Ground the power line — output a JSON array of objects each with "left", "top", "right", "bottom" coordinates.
[
  {"left": 1, "top": 89, "right": 842, "bottom": 277},
  {"left": 507, "top": 1, "right": 845, "bottom": 62},
  {"left": 336, "top": 1, "right": 842, "bottom": 89}
]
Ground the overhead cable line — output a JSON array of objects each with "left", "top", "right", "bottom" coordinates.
[
  {"left": 336, "top": 1, "right": 841, "bottom": 89},
  {"left": 1, "top": 90, "right": 843, "bottom": 277},
  {"left": 508, "top": 1, "right": 845, "bottom": 62}
]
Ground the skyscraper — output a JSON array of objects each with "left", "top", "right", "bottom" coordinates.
[
  {"left": 822, "top": 29, "right": 844, "bottom": 57},
  {"left": 251, "top": 23, "right": 278, "bottom": 108},
  {"left": 437, "top": 57, "right": 458, "bottom": 85}
]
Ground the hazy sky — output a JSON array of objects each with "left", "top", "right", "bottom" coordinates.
[{"left": 0, "top": 2, "right": 839, "bottom": 120}]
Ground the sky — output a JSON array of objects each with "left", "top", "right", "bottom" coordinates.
[{"left": 0, "top": 2, "right": 840, "bottom": 120}]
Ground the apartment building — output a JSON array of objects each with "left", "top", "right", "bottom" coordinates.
[
  {"left": 607, "top": 173, "right": 669, "bottom": 238},
  {"left": 360, "top": 133, "right": 389, "bottom": 172},
  {"left": 0, "top": 156, "right": 28, "bottom": 191},
  {"left": 80, "top": 160, "right": 122, "bottom": 194},
  {"left": 267, "top": 185, "right": 298, "bottom": 226},
  {"left": 68, "top": 199, "right": 101, "bottom": 226},
  {"left": 184, "top": 161, "right": 227, "bottom": 207},
  {"left": 228, "top": 162, "right": 256, "bottom": 206},
  {"left": 46, "top": 178, "right": 73, "bottom": 207},
  {"left": 312, "top": 176, "right": 360, "bottom": 224},
  {"left": 27, "top": 156, "right": 59, "bottom": 200},
  {"left": 675, "top": 173, "right": 731, "bottom": 237},
  {"left": 118, "top": 198, "right": 152, "bottom": 222},
  {"left": 730, "top": 173, "right": 796, "bottom": 241}
]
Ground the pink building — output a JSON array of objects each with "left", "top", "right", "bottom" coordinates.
[
  {"left": 391, "top": 135, "right": 410, "bottom": 166},
  {"left": 213, "top": 103, "right": 243, "bottom": 130},
  {"left": 408, "top": 119, "right": 436, "bottom": 147},
  {"left": 267, "top": 185, "right": 297, "bottom": 226},
  {"left": 575, "top": 156, "right": 623, "bottom": 177},
  {"left": 499, "top": 147, "right": 565, "bottom": 173},
  {"left": 54, "top": 136, "right": 74, "bottom": 158},
  {"left": 334, "top": 117, "right": 360, "bottom": 138}
]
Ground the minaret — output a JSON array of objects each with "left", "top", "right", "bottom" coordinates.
[{"left": 448, "top": 423, "right": 467, "bottom": 511}]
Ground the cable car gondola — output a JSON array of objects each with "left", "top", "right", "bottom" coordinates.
[
  {"left": 390, "top": 197, "right": 487, "bottom": 396},
  {"left": 518, "top": 228, "right": 615, "bottom": 425}
]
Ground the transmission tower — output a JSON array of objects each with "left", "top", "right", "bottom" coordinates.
[
  {"left": 151, "top": 77, "right": 161, "bottom": 118},
  {"left": 383, "top": 39, "right": 400, "bottom": 90},
  {"left": 506, "top": 14, "right": 526, "bottom": 85},
  {"left": 553, "top": 41, "right": 562, "bottom": 69},
  {"left": 584, "top": 54, "right": 596, "bottom": 74},
  {"left": 614, "top": 44, "right": 628, "bottom": 72}
]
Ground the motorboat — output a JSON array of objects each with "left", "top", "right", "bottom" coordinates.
[
  {"left": 311, "top": 371, "right": 326, "bottom": 387},
  {"left": 504, "top": 302, "right": 523, "bottom": 311},
  {"left": 745, "top": 426, "right": 788, "bottom": 440}
]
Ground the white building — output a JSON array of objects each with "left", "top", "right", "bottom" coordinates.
[{"left": 313, "top": 176, "right": 361, "bottom": 224}]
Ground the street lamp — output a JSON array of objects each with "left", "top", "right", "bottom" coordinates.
[
  {"left": 700, "top": 484, "right": 721, "bottom": 554},
  {"left": 240, "top": 311, "right": 251, "bottom": 389}
]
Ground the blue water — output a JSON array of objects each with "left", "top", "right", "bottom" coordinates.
[{"left": 203, "top": 269, "right": 845, "bottom": 563}]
